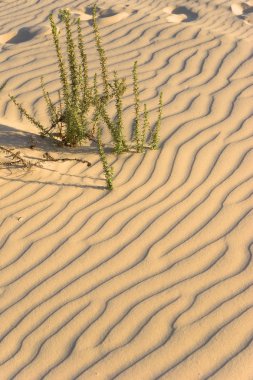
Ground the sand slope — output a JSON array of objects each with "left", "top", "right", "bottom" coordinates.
[{"left": 0, "top": 0, "right": 253, "bottom": 379}]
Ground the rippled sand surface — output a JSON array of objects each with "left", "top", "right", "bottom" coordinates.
[{"left": 0, "top": 0, "right": 253, "bottom": 379}]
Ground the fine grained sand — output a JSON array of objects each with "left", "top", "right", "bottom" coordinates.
[{"left": 0, "top": 0, "right": 253, "bottom": 379}]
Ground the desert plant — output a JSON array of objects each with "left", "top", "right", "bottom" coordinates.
[
  {"left": 9, "top": 95, "right": 50, "bottom": 137},
  {"left": 140, "top": 103, "right": 149, "bottom": 153},
  {"left": 10, "top": 9, "right": 95, "bottom": 147},
  {"left": 92, "top": 5, "right": 110, "bottom": 101},
  {"left": 132, "top": 61, "right": 142, "bottom": 152},
  {"left": 9, "top": 4, "right": 163, "bottom": 189},
  {"left": 111, "top": 71, "right": 128, "bottom": 154},
  {"left": 77, "top": 17, "right": 90, "bottom": 114},
  {"left": 97, "top": 127, "right": 114, "bottom": 190},
  {"left": 150, "top": 92, "right": 163, "bottom": 150}
]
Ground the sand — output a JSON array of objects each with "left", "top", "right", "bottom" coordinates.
[{"left": 0, "top": 0, "right": 253, "bottom": 379}]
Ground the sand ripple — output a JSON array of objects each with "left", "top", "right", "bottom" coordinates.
[{"left": 0, "top": 0, "right": 253, "bottom": 379}]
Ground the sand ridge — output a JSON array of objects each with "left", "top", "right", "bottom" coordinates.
[{"left": 0, "top": 0, "right": 253, "bottom": 379}]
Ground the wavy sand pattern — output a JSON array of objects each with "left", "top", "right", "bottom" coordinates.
[{"left": 0, "top": 0, "right": 253, "bottom": 379}]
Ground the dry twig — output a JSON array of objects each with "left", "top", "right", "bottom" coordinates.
[
  {"left": 0, "top": 146, "right": 34, "bottom": 169},
  {"left": 0, "top": 146, "right": 91, "bottom": 169}
]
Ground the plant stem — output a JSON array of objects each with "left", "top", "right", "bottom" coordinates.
[
  {"left": 9, "top": 95, "right": 49, "bottom": 137},
  {"left": 92, "top": 4, "right": 109, "bottom": 100},
  {"left": 113, "top": 71, "right": 128, "bottom": 154},
  {"left": 49, "top": 13, "right": 70, "bottom": 107},
  {"left": 77, "top": 17, "right": 90, "bottom": 113},
  {"left": 132, "top": 61, "right": 141, "bottom": 152},
  {"left": 97, "top": 127, "right": 114, "bottom": 190},
  {"left": 141, "top": 103, "right": 149, "bottom": 153},
  {"left": 150, "top": 92, "right": 163, "bottom": 150},
  {"left": 40, "top": 76, "right": 59, "bottom": 129},
  {"left": 60, "top": 9, "right": 79, "bottom": 104}
]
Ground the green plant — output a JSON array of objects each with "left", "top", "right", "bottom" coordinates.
[
  {"left": 97, "top": 127, "right": 114, "bottom": 190},
  {"left": 92, "top": 5, "right": 110, "bottom": 101},
  {"left": 77, "top": 17, "right": 90, "bottom": 114},
  {"left": 9, "top": 95, "right": 50, "bottom": 136},
  {"left": 111, "top": 71, "right": 128, "bottom": 154},
  {"left": 132, "top": 61, "right": 141, "bottom": 152},
  {"left": 9, "top": 4, "right": 163, "bottom": 190},
  {"left": 140, "top": 103, "right": 149, "bottom": 153},
  {"left": 150, "top": 92, "right": 163, "bottom": 150}
]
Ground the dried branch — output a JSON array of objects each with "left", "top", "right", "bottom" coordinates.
[{"left": 0, "top": 146, "right": 91, "bottom": 170}]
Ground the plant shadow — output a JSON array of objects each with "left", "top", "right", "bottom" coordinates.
[
  {"left": 0, "top": 123, "right": 98, "bottom": 153},
  {"left": 0, "top": 123, "right": 117, "bottom": 191}
]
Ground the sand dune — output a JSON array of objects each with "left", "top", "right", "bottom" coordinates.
[{"left": 0, "top": 0, "right": 253, "bottom": 379}]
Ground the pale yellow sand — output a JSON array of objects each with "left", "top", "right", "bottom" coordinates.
[{"left": 0, "top": 0, "right": 253, "bottom": 379}]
